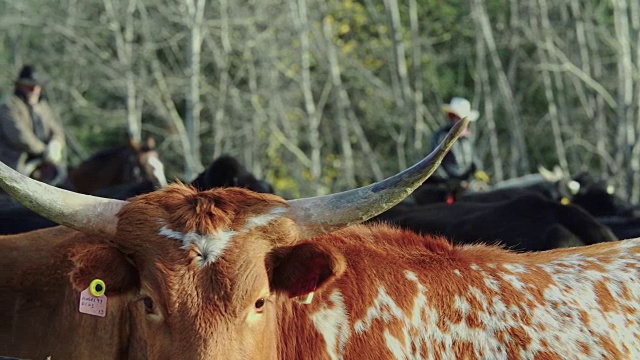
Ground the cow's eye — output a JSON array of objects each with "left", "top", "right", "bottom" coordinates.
[
  {"left": 143, "top": 296, "right": 155, "bottom": 314},
  {"left": 255, "top": 298, "right": 265, "bottom": 310}
]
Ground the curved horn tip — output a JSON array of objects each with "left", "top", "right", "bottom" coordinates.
[{"left": 287, "top": 118, "right": 470, "bottom": 239}]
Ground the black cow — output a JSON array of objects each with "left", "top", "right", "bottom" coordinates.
[
  {"left": 411, "top": 170, "right": 570, "bottom": 206},
  {"left": 597, "top": 215, "right": 640, "bottom": 240},
  {"left": 189, "top": 155, "right": 274, "bottom": 193},
  {"left": 370, "top": 193, "right": 618, "bottom": 251},
  {"left": 0, "top": 203, "right": 57, "bottom": 234},
  {"left": 416, "top": 170, "right": 631, "bottom": 219},
  {"left": 566, "top": 172, "right": 633, "bottom": 217},
  {"left": 0, "top": 155, "right": 274, "bottom": 235}
]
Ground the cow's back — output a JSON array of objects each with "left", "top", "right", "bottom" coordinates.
[{"left": 284, "top": 229, "right": 640, "bottom": 359}]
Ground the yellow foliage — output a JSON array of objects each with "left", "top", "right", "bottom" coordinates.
[
  {"left": 302, "top": 170, "right": 314, "bottom": 181},
  {"left": 342, "top": 40, "right": 357, "bottom": 54},
  {"left": 273, "top": 177, "right": 301, "bottom": 196},
  {"left": 363, "top": 57, "right": 384, "bottom": 69}
]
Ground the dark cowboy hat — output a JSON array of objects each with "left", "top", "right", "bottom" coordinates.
[{"left": 15, "top": 65, "right": 48, "bottom": 87}]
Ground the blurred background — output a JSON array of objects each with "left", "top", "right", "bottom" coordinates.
[{"left": 0, "top": 0, "right": 638, "bottom": 201}]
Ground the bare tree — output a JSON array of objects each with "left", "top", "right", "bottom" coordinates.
[
  {"left": 102, "top": 0, "right": 141, "bottom": 142},
  {"left": 289, "top": 0, "right": 326, "bottom": 194},
  {"left": 531, "top": 0, "right": 569, "bottom": 172},
  {"left": 473, "top": 0, "right": 530, "bottom": 177},
  {"left": 612, "top": 0, "right": 639, "bottom": 202},
  {"left": 473, "top": 18, "right": 504, "bottom": 182},
  {"left": 138, "top": 1, "right": 200, "bottom": 180},
  {"left": 183, "top": 0, "right": 207, "bottom": 178}
]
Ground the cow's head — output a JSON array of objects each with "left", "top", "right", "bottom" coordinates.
[
  {"left": 0, "top": 120, "right": 469, "bottom": 359},
  {"left": 66, "top": 186, "right": 347, "bottom": 358},
  {"left": 540, "top": 167, "right": 623, "bottom": 216}
]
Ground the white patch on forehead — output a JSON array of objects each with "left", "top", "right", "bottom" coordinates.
[
  {"left": 183, "top": 230, "right": 237, "bottom": 264},
  {"left": 157, "top": 207, "right": 287, "bottom": 266},
  {"left": 159, "top": 225, "right": 236, "bottom": 265},
  {"left": 243, "top": 207, "right": 288, "bottom": 231},
  {"left": 159, "top": 226, "right": 184, "bottom": 240},
  {"left": 147, "top": 155, "right": 168, "bottom": 187},
  {"left": 310, "top": 290, "right": 352, "bottom": 360}
]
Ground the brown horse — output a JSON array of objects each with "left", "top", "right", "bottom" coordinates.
[{"left": 68, "top": 136, "right": 167, "bottom": 194}]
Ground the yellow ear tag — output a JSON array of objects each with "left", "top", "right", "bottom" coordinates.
[
  {"left": 79, "top": 279, "right": 108, "bottom": 317},
  {"left": 90, "top": 279, "right": 106, "bottom": 297},
  {"left": 561, "top": 197, "right": 571, "bottom": 205}
]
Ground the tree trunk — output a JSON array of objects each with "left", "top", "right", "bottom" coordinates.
[
  {"left": 184, "top": 0, "right": 207, "bottom": 178},
  {"left": 473, "top": 0, "right": 530, "bottom": 177}
]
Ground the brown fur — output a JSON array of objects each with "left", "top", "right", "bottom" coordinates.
[{"left": 69, "top": 243, "right": 140, "bottom": 294}]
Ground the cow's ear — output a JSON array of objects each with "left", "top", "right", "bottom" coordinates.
[
  {"left": 266, "top": 242, "right": 346, "bottom": 299},
  {"left": 69, "top": 243, "right": 139, "bottom": 295}
]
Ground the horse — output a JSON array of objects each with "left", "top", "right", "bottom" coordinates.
[{"left": 67, "top": 136, "right": 167, "bottom": 194}]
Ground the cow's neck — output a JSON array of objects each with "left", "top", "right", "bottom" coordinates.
[{"left": 0, "top": 227, "right": 130, "bottom": 359}]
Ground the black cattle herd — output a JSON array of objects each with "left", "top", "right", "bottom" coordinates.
[{"left": 1, "top": 153, "right": 639, "bottom": 251}]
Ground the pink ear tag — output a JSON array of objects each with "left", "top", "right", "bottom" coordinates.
[{"left": 79, "top": 279, "right": 107, "bottom": 317}]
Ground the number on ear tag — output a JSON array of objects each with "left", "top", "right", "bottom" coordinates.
[{"left": 79, "top": 287, "right": 107, "bottom": 317}]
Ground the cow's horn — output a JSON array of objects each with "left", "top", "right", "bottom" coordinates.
[
  {"left": 288, "top": 118, "right": 470, "bottom": 239},
  {"left": 0, "top": 161, "right": 125, "bottom": 236}
]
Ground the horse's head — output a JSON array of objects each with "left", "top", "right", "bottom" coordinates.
[
  {"left": 68, "top": 137, "right": 168, "bottom": 195},
  {"left": 127, "top": 136, "right": 168, "bottom": 188}
]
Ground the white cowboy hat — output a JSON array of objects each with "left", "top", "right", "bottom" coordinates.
[{"left": 441, "top": 97, "right": 480, "bottom": 122}]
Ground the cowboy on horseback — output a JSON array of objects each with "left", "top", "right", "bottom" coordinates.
[{"left": 0, "top": 65, "right": 67, "bottom": 185}]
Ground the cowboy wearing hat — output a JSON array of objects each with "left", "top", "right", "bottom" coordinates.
[
  {"left": 0, "top": 65, "right": 67, "bottom": 184},
  {"left": 431, "top": 97, "right": 489, "bottom": 187}
]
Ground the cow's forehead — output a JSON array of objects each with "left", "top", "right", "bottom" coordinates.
[
  {"left": 157, "top": 204, "right": 288, "bottom": 266},
  {"left": 118, "top": 185, "right": 287, "bottom": 253}
]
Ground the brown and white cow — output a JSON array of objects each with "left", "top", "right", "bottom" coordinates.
[{"left": 2, "top": 119, "right": 640, "bottom": 359}]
